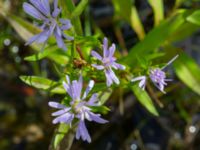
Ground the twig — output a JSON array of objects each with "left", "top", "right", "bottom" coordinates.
[
  {"left": 146, "top": 82, "right": 164, "bottom": 108},
  {"left": 76, "top": 45, "right": 85, "bottom": 60}
]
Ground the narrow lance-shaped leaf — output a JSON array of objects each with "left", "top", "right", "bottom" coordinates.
[
  {"left": 131, "top": 85, "right": 159, "bottom": 116},
  {"left": 112, "top": 0, "right": 145, "bottom": 40},
  {"left": 173, "top": 53, "right": 200, "bottom": 96},
  {"left": 148, "top": 0, "right": 164, "bottom": 26},
  {"left": 112, "top": 0, "right": 132, "bottom": 22},
  {"left": 24, "top": 45, "right": 70, "bottom": 64},
  {"left": 20, "top": 76, "right": 65, "bottom": 94},
  {"left": 71, "top": 0, "right": 88, "bottom": 19},
  {"left": 52, "top": 124, "right": 70, "bottom": 149},
  {"left": 186, "top": 10, "right": 200, "bottom": 26},
  {"left": 60, "top": 0, "right": 83, "bottom": 35},
  {"left": 122, "top": 10, "right": 192, "bottom": 67},
  {"left": 130, "top": 6, "right": 146, "bottom": 40}
]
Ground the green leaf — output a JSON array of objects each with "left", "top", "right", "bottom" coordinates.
[
  {"left": 112, "top": 0, "right": 132, "bottom": 22},
  {"left": 60, "top": 0, "right": 83, "bottom": 35},
  {"left": 131, "top": 85, "right": 159, "bottom": 116},
  {"left": 122, "top": 10, "right": 193, "bottom": 66},
  {"left": 90, "top": 106, "right": 110, "bottom": 115},
  {"left": 148, "top": 0, "right": 164, "bottom": 26},
  {"left": 167, "top": 22, "right": 199, "bottom": 43},
  {"left": 187, "top": 10, "right": 200, "bottom": 25},
  {"left": 112, "top": 0, "right": 145, "bottom": 40},
  {"left": 20, "top": 76, "right": 65, "bottom": 94},
  {"left": 174, "top": 53, "right": 200, "bottom": 96},
  {"left": 130, "top": 6, "right": 146, "bottom": 40},
  {"left": 53, "top": 124, "right": 70, "bottom": 149},
  {"left": 24, "top": 45, "right": 70, "bottom": 64},
  {"left": 71, "top": 0, "right": 88, "bottom": 19},
  {"left": 75, "top": 36, "right": 100, "bottom": 47}
]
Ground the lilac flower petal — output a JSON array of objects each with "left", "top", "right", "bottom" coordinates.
[
  {"left": 48, "top": 20, "right": 57, "bottom": 35},
  {"left": 26, "top": 29, "right": 50, "bottom": 45},
  {"left": 60, "top": 19, "right": 72, "bottom": 30},
  {"left": 87, "top": 93, "right": 98, "bottom": 106},
  {"left": 77, "top": 76, "right": 83, "bottom": 99},
  {"left": 35, "top": 30, "right": 50, "bottom": 43},
  {"left": 108, "top": 69, "right": 119, "bottom": 85},
  {"left": 60, "top": 19, "right": 71, "bottom": 25},
  {"left": 88, "top": 112, "right": 108, "bottom": 124},
  {"left": 105, "top": 70, "right": 113, "bottom": 87},
  {"left": 112, "top": 62, "right": 125, "bottom": 70},
  {"left": 131, "top": 76, "right": 147, "bottom": 90},
  {"left": 54, "top": 0, "right": 58, "bottom": 10},
  {"left": 53, "top": 113, "right": 74, "bottom": 124},
  {"left": 131, "top": 76, "right": 146, "bottom": 82},
  {"left": 76, "top": 127, "right": 81, "bottom": 140},
  {"left": 60, "top": 24, "right": 71, "bottom": 30},
  {"left": 41, "top": 0, "right": 50, "bottom": 16},
  {"left": 63, "top": 81, "right": 73, "bottom": 98},
  {"left": 103, "top": 38, "right": 109, "bottom": 57},
  {"left": 82, "top": 80, "right": 94, "bottom": 99},
  {"left": 108, "top": 44, "right": 115, "bottom": 58},
  {"left": 25, "top": 34, "right": 40, "bottom": 46},
  {"left": 91, "top": 51, "right": 102, "bottom": 60},
  {"left": 77, "top": 121, "right": 91, "bottom": 143},
  {"left": 52, "top": 8, "right": 61, "bottom": 18},
  {"left": 72, "top": 80, "right": 80, "bottom": 100},
  {"left": 154, "top": 83, "right": 166, "bottom": 94},
  {"left": 92, "top": 64, "right": 104, "bottom": 70},
  {"left": 29, "top": 0, "right": 49, "bottom": 17},
  {"left": 23, "top": 3, "right": 45, "bottom": 20},
  {"left": 48, "top": 101, "right": 66, "bottom": 109},
  {"left": 54, "top": 27, "right": 66, "bottom": 50},
  {"left": 159, "top": 83, "right": 165, "bottom": 92},
  {"left": 52, "top": 108, "right": 71, "bottom": 116},
  {"left": 62, "top": 34, "right": 74, "bottom": 41},
  {"left": 139, "top": 79, "right": 146, "bottom": 90}
]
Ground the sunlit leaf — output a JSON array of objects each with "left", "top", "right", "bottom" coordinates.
[
  {"left": 90, "top": 106, "right": 110, "bottom": 115},
  {"left": 131, "top": 85, "right": 159, "bottom": 116},
  {"left": 53, "top": 124, "right": 70, "bottom": 149},
  {"left": 148, "top": 0, "right": 164, "bottom": 26},
  {"left": 20, "top": 76, "right": 65, "bottom": 94},
  {"left": 130, "top": 6, "right": 146, "bottom": 40},
  {"left": 112, "top": 0, "right": 145, "bottom": 40},
  {"left": 71, "top": 0, "right": 88, "bottom": 19},
  {"left": 112, "top": 0, "right": 132, "bottom": 22},
  {"left": 187, "top": 10, "right": 200, "bottom": 26},
  {"left": 122, "top": 10, "right": 193, "bottom": 66},
  {"left": 24, "top": 46, "right": 70, "bottom": 64},
  {"left": 174, "top": 53, "right": 200, "bottom": 96}
]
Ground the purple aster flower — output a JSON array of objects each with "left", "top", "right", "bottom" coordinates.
[
  {"left": 91, "top": 37, "right": 126, "bottom": 87},
  {"left": 49, "top": 75, "right": 108, "bottom": 143},
  {"left": 23, "top": 0, "right": 73, "bottom": 50},
  {"left": 132, "top": 55, "right": 178, "bottom": 93},
  {"left": 149, "top": 55, "right": 178, "bottom": 93}
]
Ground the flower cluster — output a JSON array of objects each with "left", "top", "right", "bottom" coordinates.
[
  {"left": 22, "top": 0, "right": 179, "bottom": 145},
  {"left": 91, "top": 38, "right": 126, "bottom": 87},
  {"left": 49, "top": 75, "right": 108, "bottom": 143},
  {"left": 23, "top": 0, "right": 73, "bottom": 50},
  {"left": 131, "top": 55, "right": 178, "bottom": 93}
]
